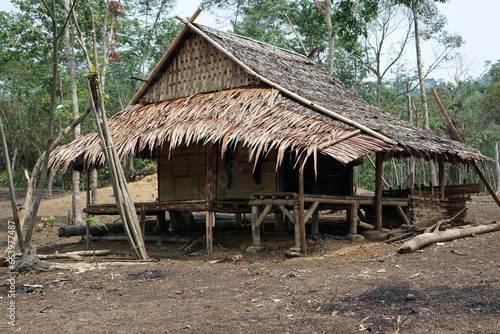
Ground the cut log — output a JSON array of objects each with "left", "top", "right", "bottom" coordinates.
[
  {"left": 36, "top": 250, "right": 111, "bottom": 260},
  {"left": 90, "top": 235, "right": 204, "bottom": 244},
  {"left": 58, "top": 221, "right": 157, "bottom": 237},
  {"left": 398, "top": 222, "right": 500, "bottom": 254}
]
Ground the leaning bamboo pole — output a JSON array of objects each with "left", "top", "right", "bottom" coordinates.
[
  {"left": 431, "top": 88, "right": 500, "bottom": 208},
  {"left": 85, "top": 9, "right": 147, "bottom": 260}
]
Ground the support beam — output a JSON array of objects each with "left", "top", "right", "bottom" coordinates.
[
  {"left": 438, "top": 155, "right": 445, "bottom": 199},
  {"left": 255, "top": 204, "right": 273, "bottom": 228},
  {"left": 251, "top": 205, "right": 260, "bottom": 246},
  {"left": 304, "top": 202, "right": 320, "bottom": 224},
  {"left": 298, "top": 164, "right": 307, "bottom": 254},
  {"left": 86, "top": 168, "right": 91, "bottom": 207},
  {"left": 140, "top": 204, "right": 146, "bottom": 238},
  {"left": 311, "top": 209, "right": 319, "bottom": 235},
  {"left": 395, "top": 205, "right": 410, "bottom": 225},
  {"left": 206, "top": 145, "right": 213, "bottom": 254},
  {"left": 349, "top": 203, "right": 359, "bottom": 235},
  {"left": 278, "top": 205, "right": 295, "bottom": 223},
  {"left": 375, "top": 152, "right": 384, "bottom": 230},
  {"left": 293, "top": 206, "right": 300, "bottom": 249}
]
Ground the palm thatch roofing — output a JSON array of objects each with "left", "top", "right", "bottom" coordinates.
[{"left": 49, "top": 21, "right": 489, "bottom": 172}]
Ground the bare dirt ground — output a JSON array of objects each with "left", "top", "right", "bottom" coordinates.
[{"left": 0, "top": 176, "right": 499, "bottom": 333}]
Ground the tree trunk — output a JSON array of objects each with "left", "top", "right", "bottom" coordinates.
[
  {"left": 46, "top": 168, "right": 56, "bottom": 196},
  {"left": 91, "top": 168, "right": 98, "bottom": 204},
  {"left": 412, "top": 2, "right": 436, "bottom": 187},
  {"left": 63, "top": 0, "right": 83, "bottom": 225},
  {"left": 496, "top": 142, "right": 500, "bottom": 195},
  {"left": 317, "top": 0, "right": 335, "bottom": 74}
]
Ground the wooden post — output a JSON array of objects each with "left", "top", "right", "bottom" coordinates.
[
  {"left": 349, "top": 203, "right": 358, "bottom": 235},
  {"left": 251, "top": 205, "right": 260, "bottom": 246},
  {"left": 311, "top": 209, "right": 319, "bottom": 235},
  {"left": 86, "top": 168, "right": 91, "bottom": 207},
  {"left": 140, "top": 204, "right": 146, "bottom": 238},
  {"left": 206, "top": 145, "right": 213, "bottom": 254},
  {"left": 85, "top": 168, "right": 91, "bottom": 249},
  {"left": 293, "top": 205, "right": 300, "bottom": 249},
  {"left": 298, "top": 163, "right": 307, "bottom": 254},
  {"left": 235, "top": 213, "right": 242, "bottom": 226},
  {"left": 438, "top": 155, "right": 445, "bottom": 199},
  {"left": 375, "top": 152, "right": 384, "bottom": 231}
]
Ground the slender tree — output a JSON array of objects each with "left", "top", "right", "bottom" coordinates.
[{"left": 62, "top": 0, "right": 83, "bottom": 225}]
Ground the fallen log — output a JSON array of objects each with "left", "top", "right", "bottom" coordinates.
[
  {"left": 90, "top": 235, "right": 204, "bottom": 244},
  {"left": 58, "top": 221, "right": 157, "bottom": 237},
  {"left": 16, "top": 250, "right": 111, "bottom": 260},
  {"left": 398, "top": 222, "right": 500, "bottom": 254}
]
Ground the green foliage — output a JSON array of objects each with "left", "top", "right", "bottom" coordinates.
[
  {"left": 46, "top": 216, "right": 56, "bottom": 227},
  {"left": 0, "top": 169, "right": 27, "bottom": 188},
  {"left": 87, "top": 216, "right": 107, "bottom": 230}
]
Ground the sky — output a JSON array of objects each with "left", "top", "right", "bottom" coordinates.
[{"left": 1, "top": 0, "right": 498, "bottom": 81}]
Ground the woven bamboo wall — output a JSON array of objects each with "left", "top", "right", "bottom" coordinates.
[
  {"left": 158, "top": 144, "right": 277, "bottom": 202},
  {"left": 143, "top": 34, "right": 256, "bottom": 103}
]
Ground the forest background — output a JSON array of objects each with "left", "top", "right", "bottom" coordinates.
[{"left": 0, "top": 0, "right": 499, "bottom": 210}]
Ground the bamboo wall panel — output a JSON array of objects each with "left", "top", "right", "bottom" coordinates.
[
  {"left": 158, "top": 144, "right": 277, "bottom": 201},
  {"left": 216, "top": 148, "right": 277, "bottom": 199},
  {"left": 143, "top": 34, "right": 255, "bottom": 103},
  {"left": 158, "top": 145, "right": 206, "bottom": 201}
]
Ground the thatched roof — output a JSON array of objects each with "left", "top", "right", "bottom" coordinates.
[
  {"left": 196, "top": 25, "right": 488, "bottom": 163},
  {"left": 49, "top": 21, "right": 489, "bottom": 172},
  {"left": 50, "top": 88, "right": 395, "bottom": 171}
]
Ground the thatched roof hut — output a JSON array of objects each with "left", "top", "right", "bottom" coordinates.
[
  {"left": 49, "top": 15, "right": 490, "bottom": 254},
  {"left": 49, "top": 21, "right": 487, "bottom": 172}
]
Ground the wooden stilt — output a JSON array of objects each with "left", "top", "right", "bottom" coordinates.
[
  {"left": 140, "top": 204, "right": 146, "bottom": 238},
  {"left": 375, "top": 152, "right": 384, "bottom": 231},
  {"left": 311, "top": 209, "right": 319, "bottom": 235},
  {"left": 235, "top": 213, "right": 242, "bottom": 226},
  {"left": 86, "top": 169, "right": 91, "bottom": 207},
  {"left": 293, "top": 205, "right": 300, "bottom": 249},
  {"left": 206, "top": 145, "right": 213, "bottom": 254},
  {"left": 438, "top": 155, "right": 445, "bottom": 199},
  {"left": 85, "top": 169, "right": 91, "bottom": 249},
  {"left": 298, "top": 164, "right": 307, "bottom": 255},
  {"left": 349, "top": 203, "right": 359, "bottom": 235},
  {"left": 251, "top": 205, "right": 260, "bottom": 246}
]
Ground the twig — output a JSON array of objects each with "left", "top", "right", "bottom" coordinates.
[{"left": 236, "top": 285, "right": 262, "bottom": 298}]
